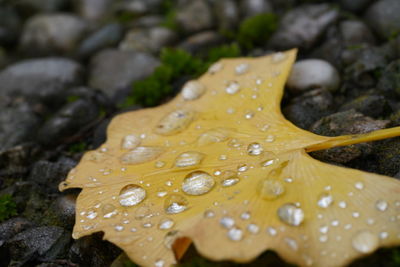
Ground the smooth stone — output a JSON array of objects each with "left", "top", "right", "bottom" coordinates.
[
  {"left": 176, "top": 0, "right": 215, "bottom": 34},
  {"left": 365, "top": 0, "right": 400, "bottom": 40}
]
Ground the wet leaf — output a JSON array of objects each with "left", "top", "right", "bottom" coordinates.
[{"left": 60, "top": 50, "right": 400, "bottom": 267}]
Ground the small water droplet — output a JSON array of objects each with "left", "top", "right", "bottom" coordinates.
[
  {"left": 240, "top": 212, "right": 251, "bottom": 220},
  {"left": 143, "top": 222, "right": 153, "bottom": 228},
  {"left": 155, "top": 161, "right": 166, "bottom": 168},
  {"left": 277, "top": 203, "right": 304, "bottom": 226},
  {"left": 352, "top": 230, "right": 378, "bottom": 253},
  {"left": 114, "top": 225, "right": 124, "bottom": 232},
  {"left": 182, "top": 80, "right": 206, "bottom": 100},
  {"left": 247, "top": 223, "right": 260, "bottom": 234},
  {"left": 208, "top": 62, "right": 223, "bottom": 74},
  {"left": 157, "top": 189, "right": 168, "bottom": 198},
  {"left": 258, "top": 179, "right": 285, "bottom": 200},
  {"left": 338, "top": 201, "right": 347, "bottom": 208},
  {"left": 319, "top": 235, "right": 328, "bottom": 243},
  {"left": 317, "top": 193, "right": 333, "bottom": 208},
  {"left": 244, "top": 111, "right": 255, "bottom": 119},
  {"left": 121, "top": 134, "right": 141, "bottom": 150},
  {"left": 219, "top": 154, "right": 228, "bottom": 160},
  {"left": 174, "top": 151, "right": 205, "bottom": 167},
  {"left": 235, "top": 63, "right": 249, "bottom": 75},
  {"left": 197, "top": 128, "right": 229, "bottom": 145},
  {"left": 155, "top": 109, "right": 196, "bottom": 135},
  {"left": 102, "top": 204, "right": 118, "bottom": 218},
  {"left": 227, "top": 227, "right": 243, "bottom": 241},
  {"left": 271, "top": 52, "right": 287, "bottom": 63},
  {"left": 379, "top": 231, "right": 389, "bottom": 239},
  {"left": 247, "top": 142, "right": 264, "bottom": 156},
  {"left": 154, "top": 259, "right": 165, "bottom": 267},
  {"left": 355, "top": 182, "right": 364, "bottom": 190},
  {"left": 320, "top": 225, "right": 329, "bottom": 234},
  {"left": 237, "top": 164, "right": 248, "bottom": 172},
  {"left": 135, "top": 206, "right": 152, "bottom": 220},
  {"left": 261, "top": 159, "right": 275, "bottom": 167},
  {"left": 220, "top": 170, "right": 240, "bottom": 187},
  {"left": 225, "top": 81, "right": 240, "bottom": 95},
  {"left": 158, "top": 218, "right": 175, "bottom": 230},
  {"left": 285, "top": 237, "right": 298, "bottom": 251},
  {"left": 121, "top": 146, "right": 164, "bottom": 165},
  {"left": 265, "top": 135, "right": 275, "bottom": 142},
  {"left": 182, "top": 171, "right": 215, "bottom": 196},
  {"left": 375, "top": 200, "right": 388, "bottom": 211},
  {"left": 86, "top": 210, "right": 97, "bottom": 220},
  {"left": 119, "top": 184, "right": 146, "bottom": 207},
  {"left": 165, "top": 194, "right": 189, "bottom": 214},
  {"left": 204, "top": 210, "right": 215, "bottom": 218},
  {"left": 220, "top": 217, "right": 235, "bottom": 229}
]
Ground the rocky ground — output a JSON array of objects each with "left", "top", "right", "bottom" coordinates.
[{"left": 0, "top": 0, "right": 400, "bottom": 266}]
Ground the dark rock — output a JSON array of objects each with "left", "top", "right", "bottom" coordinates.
[
  {"left": 119, "top": 26, "right": 177, "bottom": 54},
  {"left": 78, "top": 23, "right": 124, "bottom": 59},
  {"left": 75, "top": 0, "right": 113, "bottom": 21},
  {"left": 14, "top": 0, "right": 69, "bottom": 16},
  {"left": 0, "top": 217, "right": 34, "bottom": 242},
  {"left": 377, "top": 59, "right": 400, "bottom": 97},
  {"left": 176, "top": 0, "right": 215, "bottom": 34},
  {"left": 310, "top": 110, "right": 389, "bottom": 163},
  {"left": 42, "top": 194, "right": 77, "bottom": 230},
  {"left": 178, "top": 31, "right": 225, "bottom": 54},
  {"left": 339, "top": 94, "right": 390, "bottom": 118},
  {"left": 29, "top": 158, "right": 76, "bottom": 192},
  {"left": 0, "top": 144, "right": 41, "bottom": 178},
  {"left": 92, "top": 118, "right": 111, "bottom": 148},
  {"left": 0, "top": 58, "right": 83, "bottom": 105},
  {"left": 240, "top": 0, "right": 273, "bottom": 18},
  {"left": 6, "top": 226, "right": 71, "bottom": 265},
  {"left": 131, "top": 15, "right": 164, "bottom": 28},
  {"left": 0, "top": 6, "right": 21, "bottom": 47},
  {"left": 68, "top": 234, "right": 121, "bottom": 267},
  {"left": 214, "top": 0, "right": 239, "bottom": 31},
  {"left": 365, "top": 0, "right": 400, "bottom": 40},
  {"left": 20, "top": 14, "right": 88, "bottom": 55},
  {"left": 373, "top": 138, "right": 400, "bottom": 176},
  {"left": 340, "top": 0, "right": 374, "bottom": 12},
  {"left": 269, "top": 4, "right": 338, "bottom": 50},
  {"left": 37, "top": 98, "right": 100, "bottom": 146},
  {"left": 0, "top": 102, "right": 41, "bottom": 152},
  {"left": 340, "top": 20, "right": 376, "bottom": 46},
  {"left": 283, "top": 88, "right": 333, "bottom": 130},
  {"left": 89, "top": 49, "right": 159, "bottom": 96},
  {"left": 114, "top": 0, "right": 163, "bottom": 17}
]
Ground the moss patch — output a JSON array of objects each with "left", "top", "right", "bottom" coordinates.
[{"left": 0, "top": 194, "right": 17, "bottom": 222}]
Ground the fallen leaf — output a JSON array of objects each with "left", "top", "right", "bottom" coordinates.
[{"left": 60, "top": 50, "right": 400, "bottom": 267}]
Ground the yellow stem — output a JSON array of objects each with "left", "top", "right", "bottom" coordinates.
[{"left": 306, "top": 126, "right": 400, "bottom": 152}]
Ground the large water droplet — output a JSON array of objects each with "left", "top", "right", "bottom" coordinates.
[
  {"left": 119, "top": 184, "right": 146, "bottom": 207},
  {"left": 375, "top": 200, "right": 388, "bottom": 211},
  {"left": 182, "top": 171, "right": 215, "bottom": 196},
  {"left": 165, "top": 194, "right": 189, "bottom": 214},
  {"left": 225, "top": 81, "right": 240, "bottom": 95},
  {"left": 317, "top": 193, "right": 333, "bottom": 208},
  {"left": 197, "top": 128, "right": 230, "bottom": 145},
  {"left": 227, "top": 227, "right": 243, "bottom": 241},
  {"left": 174, "top": 151, "right": 205, "bottom": 167},
  {"left": 182, "top": 80, "right": 206, "bottom": 101},
  {"left": 158, "top": 218, "right": 175, "bottom": 230},
  {"left": 258, "top": 179, "right": 285, "bottom": 200},
  {"left": 277, "top": 203, "right": 304, "bottom": 226},
  {"left": 220, "top": 170, "right": 240, "bottom": 187},
  {"left": 154, "top": 109, "right": 196, "bottom": 135},
  {"left": 352, "top": 230, "right": 378, "bottom": 253},
  {"left": 121, "top": 134, "right": 141, "bottom": 150},
  {"left": 247, "top": 142, "right": 264, "bottom": 156},
  {"left": 120, "top": 146, "right": 164, "bottom": 165}
]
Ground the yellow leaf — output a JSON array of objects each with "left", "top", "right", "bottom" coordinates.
[{"left": 60, "top": 50, "right": 400, "bottom": 267}]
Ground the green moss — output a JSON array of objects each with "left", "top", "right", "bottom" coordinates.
[
  {"left": 0, "top": 194, "right": 17, "bottom": 222},
  {"left": 206, "top": 43, "right": 241, "bottom": 64},
  {"left": 161, "top": 0, "right": 180, "bottom": 32},
  {"left": 68, "top": 141, "right": 88, "bottom": 154},
  {"left": 67, "top": 95, "right": 80, "bottom": 103},
  {"left": 237, "top": 13, "right": 278, "bottom": 50}
]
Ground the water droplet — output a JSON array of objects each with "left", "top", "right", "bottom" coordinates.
[
  {"left": 317, "top": 193, "right": 333, "bottom": 208},
  {"left": 247, "top": 142, "right": 264, "bottom": 156},
  {"left": 155, "top": 109, "right": 196, "bottom": 135},
  {"left": 120, "top": 146, "right": 164, "bottom": 165},
  {"left": 265, "top": 135, "right": 275, "bottom": 142},
  {"left": 121, "top": 134, "right": 141, "bottom": 150},
  {"left": 244, "top": 111, "right": 255, "bottom": 119},
  {"left": 220, "top": 217, "right": 235, "bottom": 229},
  {"left": 319, "top": 235, "right": 328, "bottom": 243},
  {"left": 285, "top": 237, "right": 298, "bottom": 251},
  {"left": 237, "top": 164, "right": 248, "bottom": 172},
  {"left": 135, "top": 206, "right": 152, "bottom": 220},
  {"left": 155, "top": 161, "right": 166, "bottom": 168},
  {"left": 143, "top": 222, "right": 153, "bottom": 228},
  {"left": 375, "top": 200, "right": 388, "bottom": 211},
  {"left": 86, "top": 210, "right": 97, "bottom": 220},
  {"left": 271, "top": 52, "right": 287, "bottom": 63},
  {"left": 163, "top": 230, "right": 181, "bottom": 249},
  {"left": 114, "top": 225, "right": 124, "bottom": 232},
  {"left": 338, "top": 201, "right": 347, "bottom": 208},
  {"left": 379, "top": 232, "right": 388, "bottom": 239},
  {"left": 182, "top": 171, "right": 215, "bottom": 196},
  {"left": 235, "top": 63, "right": 249, "bottom": 75},
  {"left": 158, "top": 218, "right": 175, "bottom": 230},
  {"left": 87, "top": 151, "right": 108, "bottom": 162},
  {"left": 240, "top": 212, "right": 251, "bottom": 220},
  {"left": 277, "top": 203, "right": 304, "bottom": 226},
  {"left": 204, "top": 210, "right": 215, "bottom": 218},
  {"left": 247, "top": 224, "right": 260, "bottom": 234},
  {"left": 174, "top": 151, "right": 205, "bottom": 167},
  {"left": 319, "top": 225, "right": 329, "bottom": 234},
  {"left": 119, "top": 184, "right": 146, "bottom": 207},
  {"left": 154, "top": 259, "right": 165, "bottom": 267},
  {"left": 261, "top": 159, "right": 275, "bottom": 167},
  {"left": 355, "top": 182, "right": 364, "bottom": 190},
  {"left": 182, "top": 80, "right": 206, "bottom": 100},
  {"left": 102, "top": 204, "right": 118, "bottom": 218},
  {"left": 258, "top": 179, "right": 285, "bottom": 200},
  {"left": 220, "top": 170, "right": 240, "bottom": 187},
  {"left": 197, "top": 128, "right": 229, "bottom": 145},
  {"left": 157, "top": 189, "right": 168, "bottom": 198},
  {"left": 352, "top": 230, "right": 378, "bottom": 253},
  {"left": 165, "top": 194, "right": 189, "bottom": 214},
  {"left": 267, "top": 227, "right": 277, "bottom": 236},
  {"left": 225, "top": 81, "right": 240, "bottom": 95},
  {"left": 208, "top": 62, "right": 223, "bottom": 74},
  {"left": 227, "top": 227, "right": 243, "bottom": 241}
]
